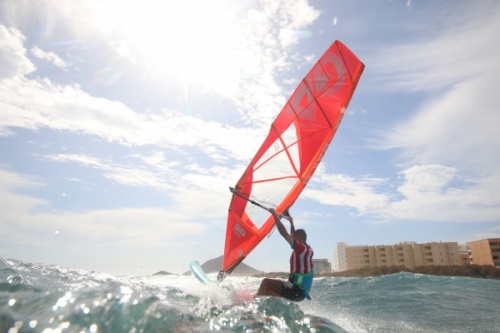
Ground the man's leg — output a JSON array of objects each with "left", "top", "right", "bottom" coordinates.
[{"left": 256, "top": 278, "right": 283, "bottom": 297}]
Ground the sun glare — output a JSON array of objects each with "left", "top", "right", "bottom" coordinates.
[{"left": 93, "top": 0, "right": 245, "bottom": 95}]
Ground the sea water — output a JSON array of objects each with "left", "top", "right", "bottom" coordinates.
[{"left": 1, "top": 257, "right": 499, "bottom": 333}]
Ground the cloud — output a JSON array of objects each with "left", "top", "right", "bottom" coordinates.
[
  {"left": 0, "top": 25, "right": 35, "bottom": 81},
  {"left": 302, "top": 164, "right": 390, "bottom": 215},
  {"left": 0, "top": 0, "right": 321, "bottom": 155},
  {"left": 275, "top": 0, "right": 320, "bottom": 47},
  {"left": 304, "top": 163, "right": 500, "bottom": 223},
  {"left": 39, "top": 152, "right": 237, "bottom": 220},
  {"left": 0, "top": 168, "right": 209, "bottom": 248},
  {"left": 0, "top": 0, "right": 326, "bottom": 274},
  {"left": 0, "top": 167, "right": 47, "bottom": 217},
  {"left": 368, "top": 2, "right": 500, "bottom": 172},
  {"left": 30, "top": 46, "right": 68, "bottom": 68},
  {"left": 377, "top": 77, "right": 500, "bottom": 175},
  {"left": 308, "top": 165, "right": 500, "bottom": 223},
  {"left": 0, "top": 72, "right": 263, "bottom": 162},
  {"left": 381, "top": 165, "right": 500, "bottom": 222},
  {"left": 368, "top": 3, "right": 500, "bottom": 172},
  {"left": 347, "top": 2, "right": 500, "bottom": 223},
  {"left": 214, "top": 0, "right": 321, "bottom": 125},
  {"left": 368, "top": 2, "right": 500, "bottom": 92},
  {"left": 49, "top": 153, "right": 177, "bottom": 191}
]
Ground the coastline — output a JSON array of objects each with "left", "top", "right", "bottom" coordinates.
[{"left": 254, "top": 264, "right": 500, "bottom": 280}]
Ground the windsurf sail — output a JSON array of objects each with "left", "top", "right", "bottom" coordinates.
[{"left": 218, "top": 40, "right": 364, "bottom": 281}]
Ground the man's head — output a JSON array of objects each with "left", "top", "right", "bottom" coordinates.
[{"left": 293, "top": 229, "right": 307, "bottom": 243}]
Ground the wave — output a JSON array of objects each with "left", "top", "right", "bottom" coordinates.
[
  {"left": 0, "top": 257, "right": 349, "bottom": 332},
  {"left": 2, "top": 257, "right": 499, "bottom": 332}
]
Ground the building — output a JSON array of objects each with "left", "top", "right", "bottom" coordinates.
[
  {"left": 333, "top": 241, "right": 462, "bottom": 272},
  {"left": 467, "top": 238, "right": 500, "bottom": 267},
  {"left": 459, "top": 245, "right": 470, "bottom": 265},
  {"left": 312, "top": 258, "right": 331, "bottom": 274},
  {"left": 333, "top": 242, "right": 348, "bottom": 272}
]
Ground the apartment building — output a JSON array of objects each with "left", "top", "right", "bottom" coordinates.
[
  {"left": 466, "top": 238, "right": 500, "bottom": 267},
  {"left": 333, "top": 241, "right": 462, "bottom": 272},
  {"left": 312, "top": 258, "right": 332, "bottom": 274},
  {"left": 459, "top": 245, "right": 471, "bottom": 265},
  {"left": 333, "top": 242, "right": 348, "bottom": 272}
]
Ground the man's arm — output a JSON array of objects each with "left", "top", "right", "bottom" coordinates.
[
  {"left": 287, "top": 215, "right": 295, "bottom": 236},
  {"left": 269, "top": 208, "right": 294, "bottom": 246}
]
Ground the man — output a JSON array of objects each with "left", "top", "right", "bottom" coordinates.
[{"left": 256, "top": 208, "right": 314, "bottom": 301}]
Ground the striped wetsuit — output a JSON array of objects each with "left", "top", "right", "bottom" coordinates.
[
  {"left": 279, "top": 239, "right": 314, "bottom": 301},
  {"left": 290, "top": 239, "right": 313, "bottom": 274}
]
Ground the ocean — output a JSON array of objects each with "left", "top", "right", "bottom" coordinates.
[{"left": 1, "top": 257, "right": 499, "bottom": 333}]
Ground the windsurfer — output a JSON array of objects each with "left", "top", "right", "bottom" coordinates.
[{"left": 255, "top": 208, "right": 314, "bottom": 301}]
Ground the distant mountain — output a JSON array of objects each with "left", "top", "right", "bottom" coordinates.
[
  {"left": 183, "top": 256, "right": 264, "bottom": 276},
  {"left": 152, "top": 270, "right": 174, "bottom": 276}
]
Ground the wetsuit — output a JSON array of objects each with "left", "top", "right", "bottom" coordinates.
[{"left": 280, "top": 239, "right": 314, "bottom": 301}]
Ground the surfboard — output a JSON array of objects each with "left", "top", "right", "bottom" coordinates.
[
  {"left": 189, "top": 260, "right": 212, "bottom": 284},
  {"left": 189, "top": 260, "right": 255, "bottom": 304}
]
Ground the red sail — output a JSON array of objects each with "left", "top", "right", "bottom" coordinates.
[{"left": 221, "top": 41, "right": 365, "bottom": 275}]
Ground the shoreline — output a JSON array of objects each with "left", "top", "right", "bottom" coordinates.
[{"left": 253, "top": 264, "right": 500, "bottom": 280}]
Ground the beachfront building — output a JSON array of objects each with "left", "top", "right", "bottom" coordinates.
[
  {"left": 333, "top": 242, "right": 348, "bottom": 272},
  {"left": 333, "top": 241, "right": 462, "bottom": 272},
  {"left": 312, "top": 259, "right": 332, "bottom": 274},
  {"left": 467, "top": 238, "right": 500, "bottom": 267},
  {"left": 459, "top": 245, "right": 471, "bottom": 265}
]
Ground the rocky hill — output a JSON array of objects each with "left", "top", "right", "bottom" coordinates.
[
  {"left": 183, "top": 256, "right": 263, "bottom": 276},
  {"left": 152, "top": 256, "right": 263, "bottom": 277},
  {"left": 152, "top": 270, "right": 174, "bottom": 276}
]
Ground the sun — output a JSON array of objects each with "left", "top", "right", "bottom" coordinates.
[{"left": 92, "top": 0, "right": 246, "bottom": 95}]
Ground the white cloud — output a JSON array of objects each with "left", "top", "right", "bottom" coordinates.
[
  {"left": 0, "top": 74, "right": 262, "bottom": 162},
  {"left": 219, "top": 0, "right": 321, "bottom": 125},
  {"left": 0, "top": 0, "right": 318, "bottom": 159},
  {"left": 41, "top": 153, "right": 238, "bottom": 214},
  {"left": 276, "top": 0, "right": 320, "bottom": 47},
  {"left": 0, "top": 168, "right": 209, "bottom": 248},
  {"left": 0, "top": 168, "right": 47, "bottom": 218},
  {"left": 43, "top": 153, "right": 181, "bottom": 190},
  {"left": 352, "top": 2, "right": 500, "bottom": 223},
  {"left": 368, "top": 2, "right": 500, "bottom": 172},
  {"left": 0, "top": 0, "right": 326, "bottom": 274},
  {"left": 2, "top": 0, "right": 498, "bottom": 275},
  {"left": 304, "top": 163, "right": 500, "bottom": 223},
  {"left": 35, "top": 208, "right": 207, "bottom": 246},
  {"left": 303, "top": 165, "right": 389, "bottom": 215},
  {"left": 380, "top": 165, "right": 500, "bottom": 222},
  {"left": 0, "top": 25, "right": 35, "bottom": 80},
  {"left": 30, "top": 46, "right": 68, "bottom": 68},
  {"left": 369, "top": 2, "right": 500, "bottom": 92},
  {"left": 0, "top": 0, "right": 318, "bottom": 126},
  {"left": 377, "top": 76, "right": 500, "bottom": 175},
  {"left": 397, "top": 165, "right": 457, "bottom": 196}
]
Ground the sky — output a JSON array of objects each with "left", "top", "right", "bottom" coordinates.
[{"left": 1, "top": 0, "right": 499, "bottom": 276}]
